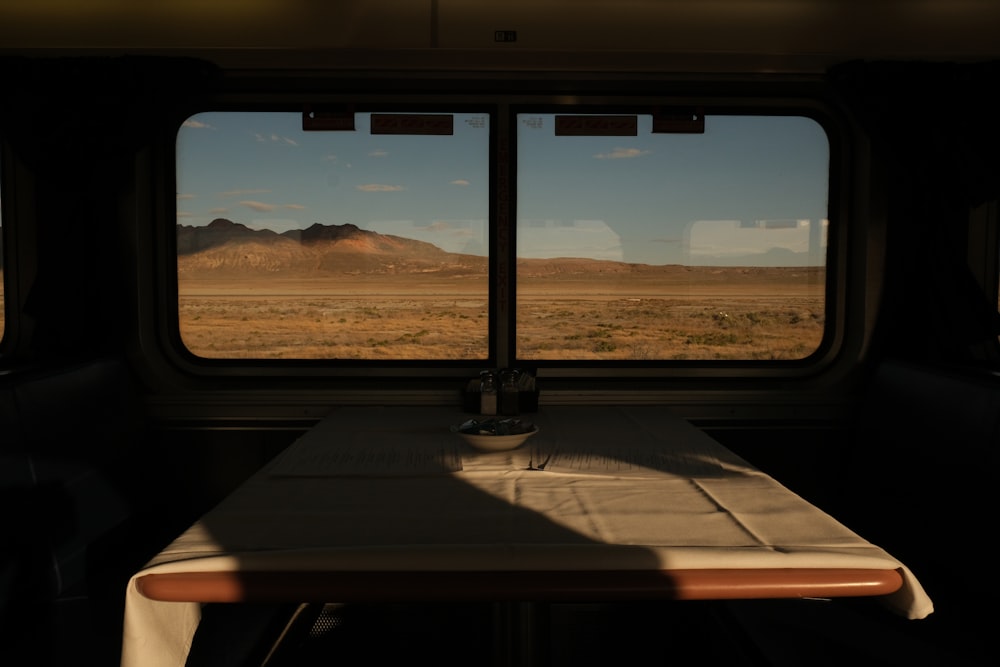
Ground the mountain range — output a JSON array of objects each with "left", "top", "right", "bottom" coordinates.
[
  {"left": 176, "top": 218, "right": 819, "bottom": 280},
  {"left": 177, "top": 218, "right": 487, "bottom": 277}
]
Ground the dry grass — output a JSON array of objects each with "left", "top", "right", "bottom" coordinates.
[
  {"left": 179, "top": 293, "right": 490, "bottom": 360},
  {"left": 517, "top": 296, "right": 823, "bottom": 361},
  {"left": 178, "top": 270, "right": 825, "bottom": 361}
]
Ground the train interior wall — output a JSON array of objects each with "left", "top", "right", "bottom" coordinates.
[{"left": 1, "top": 56, "right": 999, "bottom": 665}]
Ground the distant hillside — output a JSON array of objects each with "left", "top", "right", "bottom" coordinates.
[
  {"left": 176, "top": 218, "right": 822, "bottom": 283},
  {"left": 177, "top": 218, "right": 487, "bottom": 278}
]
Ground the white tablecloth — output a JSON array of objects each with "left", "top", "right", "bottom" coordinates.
[{"left": 121, "top": 406, "right": 932, "bottom": 667}]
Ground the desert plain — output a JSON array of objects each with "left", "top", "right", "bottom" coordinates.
[{"left": 177, "top": 265, "right": 826, "bottom": 361}]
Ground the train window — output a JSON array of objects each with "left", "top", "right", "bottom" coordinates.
[
  {"left": 174, "top": 105, "right": 832, "bottom": 368},
  {"left": 175, "top": 110, "right": 491, "bottom": 360},
  {"left": 515, "top": 112, "right": 829, "bottom": 361}
]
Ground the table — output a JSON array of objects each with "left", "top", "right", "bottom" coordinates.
[{"left": 121, "top": 406, "right": 932, "bottom": 667}]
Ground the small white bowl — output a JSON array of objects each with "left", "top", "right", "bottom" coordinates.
[{"left": 457, "top": 426, "right": 539, "bottom": 452}]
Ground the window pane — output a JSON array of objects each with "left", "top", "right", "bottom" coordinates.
[
  {"left": 516, "top": 113, "right": 829, "bottom": 361},
  {"left": 176, "top": 111, "right": 490, "bottom": 360}
]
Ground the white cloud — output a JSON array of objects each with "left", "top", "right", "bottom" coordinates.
[
  {"left": 253, "top": 133, "right": 298, "bottom": 146},
  {"left": 594, "top": 147, "right": 650, "bottom": 159},
  {"left": 356, "top": 184, "right": 405, "bottom": 192},
  {"left": 240, "top": 200, "right": 277, "bottom": 212}
]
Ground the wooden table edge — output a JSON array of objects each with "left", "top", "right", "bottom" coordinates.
[{"left": 135, "top": 567, "right": 904, "bottom": 603}]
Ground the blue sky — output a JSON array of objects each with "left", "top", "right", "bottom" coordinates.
[{"left": 177, "top": 111, "right": 829, "bottom": 266}]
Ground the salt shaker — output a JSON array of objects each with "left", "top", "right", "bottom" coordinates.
[{"left": 479, "top": 370, "right": 498, "bottom": 416}]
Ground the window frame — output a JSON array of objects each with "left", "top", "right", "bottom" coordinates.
[{"left": 151, "top": 83, "right": 856, "bottom": 385}]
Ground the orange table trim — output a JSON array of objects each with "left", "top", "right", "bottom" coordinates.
[{"left": 136, "top": 567, "right": 903, "bottom": 604}]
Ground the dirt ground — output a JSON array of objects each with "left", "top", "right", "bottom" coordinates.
[{"left": 178, "top": 269, "right": 826, "bottom": 361}]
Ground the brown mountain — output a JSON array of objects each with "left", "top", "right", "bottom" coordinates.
[{"left": 176, "top": 218, "right": 487, "bottom": 278}]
